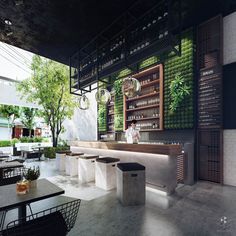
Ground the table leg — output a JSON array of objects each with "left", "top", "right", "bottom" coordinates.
[{"left": 18, "top": 205, "right": 27, "bottom": 223}]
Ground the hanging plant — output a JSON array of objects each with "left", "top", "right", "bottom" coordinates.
[
  {"left": 113, "top": 79, "right": 122, "bottom": 95},
  {"left": 114, "top": 114, "right": 123, "bottom": 131},
  {"left": 169, "top": 73, "right": 191, "bottom": 114}
]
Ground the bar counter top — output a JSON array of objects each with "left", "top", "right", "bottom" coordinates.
[{"left": 70, "top": 141, "right": 182, "bottom": 156}]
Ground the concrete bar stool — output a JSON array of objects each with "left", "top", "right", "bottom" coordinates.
[
  {"left": 117, "top": 162, "right": 146, "bottom": 206},
  {"left": 78, "top": 154, "right": 99, "bottom": 183},
  {"left": 56, "top": 150, "right": 71, "bottom": 172},
  {"left": 65, "top": 152, "right": 84, "bottom": 176},
  {"left": 95, "top": 157, "right": 120, "bottom": 191}
]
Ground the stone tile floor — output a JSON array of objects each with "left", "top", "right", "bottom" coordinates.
[{"left": 4, "top": 158, "right": 236, "bottom": 236}]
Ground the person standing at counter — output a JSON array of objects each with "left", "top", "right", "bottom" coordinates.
[{"left": 125, "top": 119, "right": 141, "bottom": 144}]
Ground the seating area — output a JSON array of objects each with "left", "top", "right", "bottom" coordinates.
[{"left": 2, "top": 1, "right": 236, "bottom": 235}]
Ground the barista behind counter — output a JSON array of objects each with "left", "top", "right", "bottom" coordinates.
[{"left": 125, "top": 119, "right": 141, "bottom": 144}]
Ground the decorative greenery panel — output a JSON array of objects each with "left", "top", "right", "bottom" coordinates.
[
  {"left": 164, "top": 30, "right": 194, "bottom": 129},
  {"left": 97, "top": 29, "right": 195, "bottom": 133},
  {"left": 98, "top": 80, "right": 108, "bottom": 132},
  {"left": 113, "top": 79, "right": 123, "bottom": 131},
  {"left": 139, "top": 56, "right": 160, "bottom": 70}
]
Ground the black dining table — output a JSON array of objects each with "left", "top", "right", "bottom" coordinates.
[{"left": 0, "top": 178, "right": 65, "bottom": 221}]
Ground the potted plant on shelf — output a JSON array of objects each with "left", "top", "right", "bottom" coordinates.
[{"left": 23, "top": 166, "right": 40, "bottom": 188}]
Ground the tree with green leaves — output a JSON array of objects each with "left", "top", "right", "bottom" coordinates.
[
  {"left": 20, "top": 107, "right": 38, "bottom": 137},
  {"left": 17, "top": 55, "right": 76, "bottom": 147},
  {"left": 0, "top": 104, "right": 20, "bottom": 139}
]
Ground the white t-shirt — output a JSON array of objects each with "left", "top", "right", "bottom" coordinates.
[{"left": 125, "top": 127, "right": 141, "bottom": 144}]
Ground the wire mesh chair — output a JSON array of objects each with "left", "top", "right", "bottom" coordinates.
[
  {"left": 2, "top": 199, "right": 81, "bottom": 236},
  {"left": 0, "top": 167, "right": 32, "bottom": 231},
  {"left": 0, "top": 167, "right": 25, "bottom": 187}
]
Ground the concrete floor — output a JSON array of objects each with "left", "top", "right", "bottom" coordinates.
[{"left": 4, "top": 158, "right": 236, "bottom": 236}]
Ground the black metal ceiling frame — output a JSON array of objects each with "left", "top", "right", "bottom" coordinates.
[{"left": 70, "top": 0, "right": 182, "bottom": 96}]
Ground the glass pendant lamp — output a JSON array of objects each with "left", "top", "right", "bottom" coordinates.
[
  {"left": 95, "top": 88, "right": 111, "bottom": 105},
  {"left": 78, "top": 95, "right": 90, "bottom": 110},
  {"left": 122, "top": 76, "right": 141, "bottom": 98}
]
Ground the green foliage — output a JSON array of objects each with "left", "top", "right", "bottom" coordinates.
[
  {"left": 20, "top": 107, "right": 38, "bottom": 136},
  {"left": 18, "top": 136, "right": 44, "bottom": 143},
  {"left": 11, "top": 138, "right": 19, "bottom": 145},
  {"left": 17, "top": 55, "right": 76, "bottom": 147},
  {"left": 117, "top": 69, "right": 132, "bottom": 78},
  {"left": 164, "top": 29, "right": 194, "bottom": 129},
  {"left": 98, "top": 106, "right": 107, "bottom": 132},
  {"left": 43, "top": 146, "right": 70, "bottom": 159},
  {"left": 0, "top": 105, "right": 20, "bottom": 127},
  {"left": 33, "top": 136, "right": 44, "bottom": 143},
  {"left": 58, "top": 138, "right": 69, "bottom": 147},
  {"left": 43, "top": 147, "right": 56, "bottom": 159},
  {"left": 139, "top": 56, "right": 160, "bottom": 69},
  {"left": 0, "top": 140, "right": 12, "bottom": 147},
  {"left": 23, "top": 166, "right": 40, "bottom": 181},
  {"left": 114, "top": 79, "right": 124, "bottom": 131},
  {"left": 169, "top": 73, "right": 191, "bottom": 113}
]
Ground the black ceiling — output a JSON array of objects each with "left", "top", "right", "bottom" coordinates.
[{"left": 0, "top": 0, "right": 235, "bottom": 65}]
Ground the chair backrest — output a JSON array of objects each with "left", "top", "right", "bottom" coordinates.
[
  {"left": 0, "top": 167, "right": 25, "bottom": 186},
  {"left": 5, "top": 199, "right": 81, "bottom": 236}
]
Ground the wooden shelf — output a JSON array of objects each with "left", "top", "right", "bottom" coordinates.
[
  {"left": 126, "top": 92, "right": 159, "bottom": 102},
  {"left": 139, "top": 129, "right": 162, "bottom": 132},
  {"left": 141, "top": 79, "right": 160, "bottom": 88},
  {"left": 123, "top": 64, "right": 163, "bottom": 131},
  {"left": 126, "top": 116, "right": 159, "bottom": 122},
  {"left": 127, "top": 104, "right": 159, "bottom": 112}
]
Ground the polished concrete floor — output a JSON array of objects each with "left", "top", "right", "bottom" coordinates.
[{"left": 4, "top": 158, "right": 236, "bottom": 236}]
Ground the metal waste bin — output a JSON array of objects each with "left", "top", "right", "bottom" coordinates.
[{"left": 117, "top": 162, "right": 145, "bottom": 206}]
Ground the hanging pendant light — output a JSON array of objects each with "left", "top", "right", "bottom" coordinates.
[
  {"left": 78, "top": 95, "right": 90, "bottom": 110},
  {"left": 95, "top": 88, "right": 111, "bottom": 105},
  {"left": 122, "top": 76, "right": 141, "bottom": 98}
]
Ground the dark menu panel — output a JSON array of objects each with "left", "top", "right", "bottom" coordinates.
[
  {"left": 198, "top": 67, "right": 222, "bottom": 127},
  {"left": 197, "top": 15, "right": 223, "bottom": 184},
  {"left": 197, "top": 15, "right": 223, "bottom": 129}
]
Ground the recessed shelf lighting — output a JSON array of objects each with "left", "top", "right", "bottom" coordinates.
[
  {"left": 5, "top": 30, "right": 13, "bottom": 36},
  {"left": 15, "top": 0, "right": 24, "bottom": 6},
  {"left": 4, "top": 19, "right": 12, "bottom": 26}
]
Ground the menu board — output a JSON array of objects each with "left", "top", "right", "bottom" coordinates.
[{"left": 198, "top": 67, "right": 222, "bottom": 128}]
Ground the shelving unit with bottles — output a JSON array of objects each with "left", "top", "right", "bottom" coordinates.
[
  {"left": 70, "top": 0, "right": 182, "bottom": 95},
  {"left": 107, "top": 91, "right": 115, "bottom": 133},
  {"left": 123, "top": 64, "right": 163, "bottom": 132}
]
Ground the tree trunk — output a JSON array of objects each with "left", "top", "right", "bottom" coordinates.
[
  {"left": 52, "top": 134, "right": 57, "bottom": 147},
  {"left": 29, "top": 129, "right": 32, "bottom": 137}
]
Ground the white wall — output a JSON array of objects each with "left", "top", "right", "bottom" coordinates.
[
  {"left": 0, "top": 81, "right": 39, "bottom": 108},
  {"left": 60, "top": 90, "right": 98, "bottom": 141},
  {"left": 0, "top": 127, "right": 10, "bottom": 140},
  {"left": 223, "top": 12, "right": 236, "bottom": 186},
  {"left": 223, "top": 130, "right": 236, "bottom": 186},
  {"left": 223, "top": 12, "right": 236, "bottom": 65}
]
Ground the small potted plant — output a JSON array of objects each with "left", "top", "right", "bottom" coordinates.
[{"left": 23, "top": 166, "right": 40, "bottom": 188}]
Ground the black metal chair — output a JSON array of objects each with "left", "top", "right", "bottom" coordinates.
[
  {"left": 0, "top": 167, "right": 24, "bottom": 187},
  {"left": 1, "top": 199, "right": 81, "bottom": 236},
  {"left": 0, "top": 167, "right": 33, "bottom": 231}
]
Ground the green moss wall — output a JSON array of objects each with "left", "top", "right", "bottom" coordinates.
[
  {"left": 164, "top": 30, "right": 194, "bottom": 129},
  {"left": 98, "top": 29, "right": 195, "bottom": 133},
  {"left": 98, "top": 81, "right": 108, "bottom": 132}
]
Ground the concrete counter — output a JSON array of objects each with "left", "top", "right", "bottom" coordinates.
[{"left": 70, "top": 141, "right": 182, "bottom": 194}]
